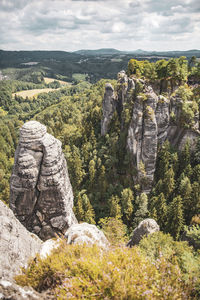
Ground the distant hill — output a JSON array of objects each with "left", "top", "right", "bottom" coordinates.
[
  {"left": 73, "top": 48, "right": 200, "bottom": 58},
  {"left": 74, "top": 48, "right": 123, "bottom": 56}
]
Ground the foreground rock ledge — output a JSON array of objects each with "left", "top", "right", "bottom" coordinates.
[
  {"left": 10, "top": 121, "right": 77, "bottom": 241},
  {"left": 0, "top": 200, "right": 42, "bottom": 280}
]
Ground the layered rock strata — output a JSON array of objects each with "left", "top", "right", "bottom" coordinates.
[{"left": 10, "top": 121, "right": 77, "bottom": 240}]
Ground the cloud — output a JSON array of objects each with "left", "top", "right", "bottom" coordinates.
[{"left": 0, "top": 0, "right": 199, "bottom": 51}]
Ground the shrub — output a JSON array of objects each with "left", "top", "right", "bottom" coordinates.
[
  {"left": 15, "top": 241, "right": 192, "bottom": 299},
  {"left": 139, "top": 231, "right": 200, "bottom": 296}
]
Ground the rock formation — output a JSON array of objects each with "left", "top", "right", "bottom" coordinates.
[
  {"left": 0, "top": 200, "right": 42, "bottom": 280},
  {"left": 127, "top": 86, "right": 158, "bottom": 192},
  {"left": 10, "top": 121, "right": 77, "bottom": 240},
  {"left": 101, "top": 83, "right": 116, "bottom": 136},
  {"left": 101, "top": 72, "right": 200, "bottom": 192},
  {"left": 65, "top": 223, "right": 109, "bottom": 248},
  {"left": 127, "top": 218, "right": 160, "bottom": 247}
]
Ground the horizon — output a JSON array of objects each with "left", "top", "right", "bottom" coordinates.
[
  {"left": 0, "top": 0, "right": 200, "bottom": 52},
  {"left": 1, "top": 47, "right": 200, "bottom": 53}
]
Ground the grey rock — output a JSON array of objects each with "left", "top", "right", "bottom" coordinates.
[
  {"left": 127, "top": 89, "right": 158, "bottom": 193},
  {"left": 101, "top": 83, "right": 116, "bottom": 136},
  {"left": 10, "top": 121, "right": 77, "bottom": 241},
  {"left": 65, "top": 223, "right": 109, "bottom": 248},
  {"left": 101, "top": 73, "right": 199, "bottom": 193},
  {"left": 0, "top": 279, "right": 54, "bottom": 300},
  {"left": 0, "top": 200, "right": 42, "bottom": 280},
  {"left": 156, "top": 95, "right": 170, "bottom": 143},
  {"left": 127, "top": 218, "right": 160, "bottom": 247},
  {"left": 39, "top": 239, "right": 60, "bottom": 259}
]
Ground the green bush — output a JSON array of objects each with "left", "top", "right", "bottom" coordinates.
[
  {"left": 139, "top": 231, "right": 200, "bottom": 295},
  {"left": 15, "top": 241, "right": 193, "bottom": 299}
]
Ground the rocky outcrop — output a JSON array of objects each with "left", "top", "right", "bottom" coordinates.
[
  {"left": 10, "top": 121, "right": 77, "bottom": 241},
  {"left": 155, "top": 95, "right": 170, "bottom": 143},
  {"left": 127, "top": 218, "right": 160, "bottom": 247},
  {"left": 101, "top": 83, "right": 116, "bottom": 136},
  {"left": 101, "top": 72, "right": 135, "bottom": 136},
  {"left": 127, "top": 86, "right": 158, "bottom": 193},
  {"left": 0, "top": 200, "right": 42, "bottom": 280},
  {"left": 101, "top": 72, "right": 200, "bottom": 192},
  {"left": 65, "top": 223, "right": 109, "bottom": 248}
]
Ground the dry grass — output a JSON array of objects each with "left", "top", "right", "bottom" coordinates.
[
  {"left": 12, "top": 88, "right": 58, "bottom": 99},
  {"left": 44, "top": 77, "right": 69, "bottom": 85}
]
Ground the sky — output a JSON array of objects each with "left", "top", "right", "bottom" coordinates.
[{"left": 0, "top": 0, "right": 200, "bottom": 52}]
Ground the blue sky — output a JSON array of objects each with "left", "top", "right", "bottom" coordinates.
[{"left": 0, "top": 0, "right": 200, "bottom": 51}]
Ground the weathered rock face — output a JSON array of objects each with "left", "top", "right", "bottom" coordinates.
[
  {"left": 127, "top": 218, "right": 160, "bottom": 247},
  {"left": 155, "top": 95, "right": 170, "bottom": 143},
  {"left": 65, "top": 223, "right": 109, "bottom": 248},
  {"left": 10, "top": 121, "right": 77, "bottom": 240},
  {"left": 101, "top": 83, "right": 116, "bottom": 136},
  {"left": 127, "top": 87, "right": 158, "bottom": 193},
  {"left": 101, "top": 71, "right": 200, "bottom": 192},
  {"left": 0, "top": 200, "right": 42, "bottom": 280}
]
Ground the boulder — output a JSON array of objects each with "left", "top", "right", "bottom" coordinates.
[
  {"left": 127, "top": 218, "right": 160, "bottom": 247},
  {"left": 10, "top": 121, "right": 77, "bottom": 241},
  {"left": 65, "top": 223, "right": 109, "bottom": 248},
  {"left": 0, "top": 200, "right": 42, "bottom": 280}
]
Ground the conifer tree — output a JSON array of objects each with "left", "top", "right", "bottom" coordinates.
[
  {"left": 156, "top": 193, "right": 168, "bottom": 231},
  {"left": 75, "top": 191, "right": 95, "bottom": 224},
  {"left": 162, "top": 167, "right": 175, "bottom": 200},
  {"left": 155, "top": 141, "right": 170, "bottom": 181},
  {"left": 82, "top": 193, "right": 96, "bottom": 224},
  {"left": 121, "top": 188, "right": 134, "bottom": 224},
  {"left": 109, "top": 195, "right": 122, "bottom": 219},
  {"left": 133, "top": 193, "right": 149, "bottom": 227},
  {"left": 88, "top": 159, "right": 96, "bottom": 187},
  {"left": 168, "top": 196, "right": 184, "bottom": 240},
  {"left": 179, "top": 141, "right": 190, "bottom": 174},
  {"left": 178, "top": 176, "right": 192, "bottom": 223}
]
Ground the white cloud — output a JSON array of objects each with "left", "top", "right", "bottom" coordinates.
[{"left": 0, "top": 0, "right": 199, "bottom": 51}]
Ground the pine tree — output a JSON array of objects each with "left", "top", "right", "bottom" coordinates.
[
  {"left": 75, "top": 191, "right": 95, "bottom": 224},
  {"left": 82, "top": 193, "right": 96, "bottom": 224},
  {"left": 133, "top": 193, "right": 149, "bottom": 227},
  {"left": 156, "top": 193, "right": 168, "bottom": 231},
  {"left": 179, "top": 141, "right": 191, "bottom": 174},
  {"left": 121, "top": 188, "right": 134, "bottom": 224},
  {"left": 88, "top": 159, "right": 96, "bottom": 187},
  {"left": 168, "top": 196, "right": 184, "bottom": 240},
  {"left": 155, "top": 141, "right": 170, "bottom": 182},
  {"left": 109, "top": 195, "right": 122, "bottom": 219},
  {"left": 178, "top": 176, "right": 192, "bottom": 223},
  {"left": 162, "top": 167, "right": 175, "bottom": 200}
]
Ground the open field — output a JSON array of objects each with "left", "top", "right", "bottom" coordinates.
[
  {"left": 12, "top": 88, "right": 58, "bottom": 99},
  {"left": 44, "top": 77, "right": 70, "bottom": 85}
]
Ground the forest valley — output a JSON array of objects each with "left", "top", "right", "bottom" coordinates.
[{"left": 0, "top": 55, "right": 200, "bottom": 298}]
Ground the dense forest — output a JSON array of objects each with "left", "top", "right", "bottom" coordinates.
[{"left": 0, "top": 55, "right": 200, "bottom": 298}]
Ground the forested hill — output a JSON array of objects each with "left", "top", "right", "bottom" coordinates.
[
  {"left": 1, "top": 49, "right": 200, "bottom": 83},
  {"left": 0, "top": 55, "right": 199, "bottom": 238},
  {"left": 0, "top": 55, "right": 200, "bottom": 297}
]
